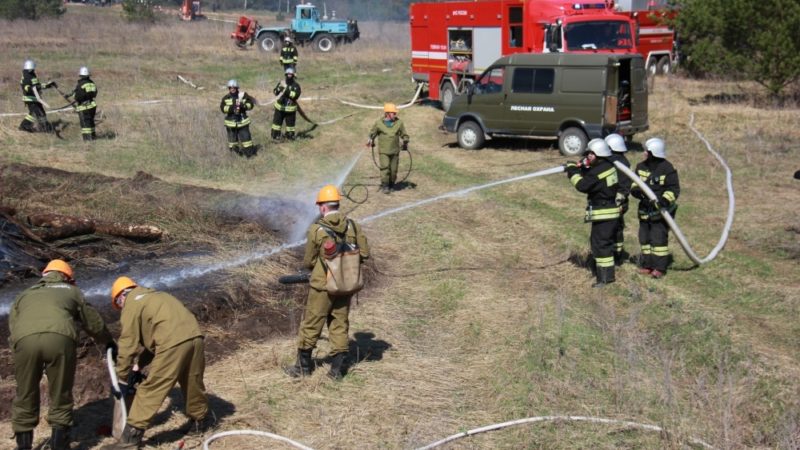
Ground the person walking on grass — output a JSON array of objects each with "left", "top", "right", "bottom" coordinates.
[
  {"left": 367, "top": 103, "right": 410, "bottom": 194},
  {"left": 630, "top": 137, "right": 680, "bottom": 279},
  {"left": 103, "top": 277, "right": 212, "bottom": 449},
  {"left": 564, "top": 138, "right": 620, "bottom": 287},
  {"left": 220, "top": 79, "right": 259, "bottom": 157},
  {"left": 66, "top": 66, "right": 98, "bottom": 141},
  {"left": 284, "top": 185, "right": 370, "bottom": 380},
  {"left": 9, "top": 260, "right": 115, "bottom": 450},
  {"left": 19, "top": 59, "right": 57, "bottom": 133}
]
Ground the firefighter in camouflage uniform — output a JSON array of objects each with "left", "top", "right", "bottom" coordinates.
[
  {"left": 271, "top": 67, "right": 301, "bottom": 141},
  {"left": 368, "top": 103, "right": 410, "bottom": 194},
  {"left": 19, "top": 59, "right": 56, "bottom": 133},
  {"left": 220, "top": 79, "right": 258, "bottom": 157},
  {"left": 605, "top": 133, "right": 632, "bottom": 265},
  {"left": 279, "top": 36, "right": 299, "bottom": 71},
  {"left": 67, "top": 67, "right": 98, "bottom": 141},
  {"left": 9, "top": 260, "right": 114, "bottom": 450},
  {"left": 565, "top": 139, "right": 621, "bottom": 287},
  {"left": 630, "top": 137, "right": 680, "bottom": 279}
]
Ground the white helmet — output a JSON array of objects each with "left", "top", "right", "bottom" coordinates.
[
  {"left": 604, "top": 133, "right": 627, "bottom": 153},
  {"left": 285, "top": 67, "right": 295, "bottom": 75},
  {"left": 227, "top": 79, "right": 239, "bottom": 88},
  {"left": 284, "top": 36, "right": 292, "bottom": 43},
  {"left": 23, "top": 60, "right": 35, "bottom": 71},
  {"left": 645, "top": 137, "right": 666, "bottom": 158},
  {"left": 587, "top": 138, "right": 611, "bottom": 157},
  {"left": 79, "top": 66, "right": 90, "bottom": 77}
]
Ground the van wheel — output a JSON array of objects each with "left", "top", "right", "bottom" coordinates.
[
  {"left": 657, "top": 57, "right": 671, "bottom": 75},
  {"left": 457, "top": 121, "right": 485, "bottom": 150},
  {"left": 558, "top": 127, "right": 588, "bottom": 157},
  {"left": 440, "top": 82, "right": 456, "bottom": 112}
]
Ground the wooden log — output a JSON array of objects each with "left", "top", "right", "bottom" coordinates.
[
  {"left": 27, "top": 213, "right": 97, "bottom": 242},
  {"left": 94, "top": 222, "right": 163, "bottom": 241}
]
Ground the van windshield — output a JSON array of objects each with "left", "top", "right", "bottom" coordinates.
[{"left": 564, "top": 21, "right": 633, "bottom": 51}]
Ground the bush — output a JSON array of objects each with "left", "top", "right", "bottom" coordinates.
[
  {"left": 675, "top": 0, "right": 800, "bottom": 96},
  {"left": 0, "top": 0, "right": 65, "bottom": 20},
  {"left": 122, "top": 0, "right": 159, "bottom": 23}
]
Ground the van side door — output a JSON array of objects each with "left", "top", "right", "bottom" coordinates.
[
  {"left": 507, "top": 66, "right": 556, "bottom": 134},
  {"left": 629, "top": 56, "right": 649, "bottom": 129},
  {"left": 469, "top": 66, "right": 507, "bottom": 132}
]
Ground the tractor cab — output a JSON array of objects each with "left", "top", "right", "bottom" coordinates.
[{"left": 293, "top": 4, "right": 321, "bottom": 34}]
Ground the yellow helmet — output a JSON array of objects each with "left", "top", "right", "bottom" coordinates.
[
  {"left": 316, "top": 184, "right": 341, "bottom": 204},
  {"left": 383, "top": 103, "right": 398, "bottom": 113},
  {"left": 43, "top": 259, "right": 74, "bottom": 280},
  {"left": 111, "top": 276, "right": 138, "bottom": 309}
]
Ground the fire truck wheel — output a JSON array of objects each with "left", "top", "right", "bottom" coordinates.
[
  {"left": 313, "top": 34, "right": 336, "bottom": 52},
  {"left": 457, "top": 121, "right": 485, "bottom": 150},
  {"left": 647, "top": 58, "right": 658, "bottom": 77},
  {"left": 440, "top": 82, "right": 456, "bottom": 112},
  {"left": 656, "top": 57, "right": 671, "bottom": 76},
  {"left": 258, "top": 33, "right": 280, "bottom": 53},
  {"left": 558, "top": 127, "right": 588, "bottom": 157}
]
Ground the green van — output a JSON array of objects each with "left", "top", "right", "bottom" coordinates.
[{"left": 442, "top": 53, "right": 649, "bottom": 156}]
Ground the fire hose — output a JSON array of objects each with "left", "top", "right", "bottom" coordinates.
[
  {"left": 106, "top": 347, "right": 127, "bottom": 433},
  {"left": 337, "top": 82, "right": 424, "bottom": 110},
  {"left": 370, "top": 141, "right": 413, "bottom": 186}
]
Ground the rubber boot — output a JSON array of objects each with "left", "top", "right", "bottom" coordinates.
[
  {"left": 51, "top": 426, "right": 70, "bottom": 450},
  {"left": 285, "top": 131, "right": 295, "bottom": 141},
  {"left": 592, "top": 266, "right": 615, "bottom": 288},
  {"left": 14, "top": 431, "right": 33, "bottom": 450},
  {"left": 19, "top": 120, "right": 34, "bottom": 132},
  {"left": 284, "top": 349, "right": 313, "bottom": 378},
  {"left": 271, "top": 130, "right": 282, "bottom": 141},
  {"left": 327, "top": 352, "right": 348, "bottom": 380},
  {"left": 380, "top": 184, "right": 391, "bottom": 194}
]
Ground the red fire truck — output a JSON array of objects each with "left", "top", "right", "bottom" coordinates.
[
  {"left": 613, "top": 0, "right": 677, "bottom": 76},
  {"left": 410, "top": 0, "right": 640, "bottom": 110}
]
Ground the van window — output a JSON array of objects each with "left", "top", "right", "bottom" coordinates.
[
  {"left": 562, "top": 69, "right": 604, "bottom": 93},
  {"left": 474, "top": 67, "right": 505, "bottom": 95},
  {"left": 511, "top": 68, "right": 555, "bottom": 94}
]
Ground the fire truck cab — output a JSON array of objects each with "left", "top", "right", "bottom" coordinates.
[{"left": 410, "top": 0, "right": 639, "bottom": 111}]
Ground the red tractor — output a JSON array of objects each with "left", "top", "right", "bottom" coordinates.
[{"left": 231, "top": 16, "right": 260, "bottom": 48}]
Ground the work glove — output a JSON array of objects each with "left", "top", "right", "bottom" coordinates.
[
  {"left": 273, "top": 85, "right": 284, "bottom": 96},
  {"left": 658, "top": 196, "right": 671, "bottom": 208},
  {"left": 105, "top": 341, "right": 118, "bottom": 362},
  {"left": 401, "top": 141, "right": 409, "bottom": 151},
  {"left": 128, "top": 369, "right": 146, "bottom": 387},
  {"left": 564, "top": 162, "right": 577, "bottom": 169},
  {"left": 615, "top": 192, "right": 626, "bottom": 207},
  {"left": 112, "top": 381, "right": 129, "bottom": 399},
  {"left": 44, "top": 81, "right": 57, "bottom": 89}
]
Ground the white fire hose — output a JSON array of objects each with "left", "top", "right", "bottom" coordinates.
[
  {"left": 106, "top": 347, "right": 127, "bottom": 428},
  {"left": 337, "top": 82, "right": 424, "bottom": 110}
]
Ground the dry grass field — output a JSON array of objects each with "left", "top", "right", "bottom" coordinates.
[{"left": 0, "top": 4, "right": 798, "bottom": 449}]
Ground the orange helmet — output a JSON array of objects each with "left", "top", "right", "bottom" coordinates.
[
  {"left": 111, "top": 276, "right": 137, "bottom": 309},
  {"left": 43, "top": 259, "right": 74, "bottom": 280},
  {"left": 316, "top": 184, "right": 341, "bottom": 204},
  {"left": 383, "top": 103, "right": 398, "bottom": 114}
]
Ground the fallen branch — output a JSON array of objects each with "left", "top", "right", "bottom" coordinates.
[
  {"left": 25, "top": 213, "right": 164, "bottom": 242},
  {"left": 95, "top": 222, "right": 164, "bottom": 241}
]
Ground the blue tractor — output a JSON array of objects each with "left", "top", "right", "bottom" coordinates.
[{"left": 256, "top": 3, "right": 359, "bottom": 53}]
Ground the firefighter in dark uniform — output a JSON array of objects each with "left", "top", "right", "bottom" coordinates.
[
  {"left": 630, "top": 137, "right": 680, "bottom": 279},
  {"left": 271, "top": 67, "right": 301, "bottom": 141},
  {"left": 605, "top": 133, "right": 631, "bottom": 265},
  {"left": 19, "top": 59, "right": 56, "bottom": 133},
  {"left": 565, "top": 139, "right": 621, "bottom": 287},
  {"left": 105, "top": 277, "right": 210, "bottom": 449},
  {"left": 368, "top": 103, "right": 410, "bottom": 194},
  {"left": 279, "top": 36, "right": 299, "bottom": 71},
  {"left": 220, "top": 79, "right": 258, "bottom": 157},
  {"left": 66, "top": 66, "right": 98, "bottom": 141},
  {"left": 9, "top": 260, "right": 114, "bottom": 450},
  {"left": 284, "top": 185, "right": 370, "bottom": 380}
]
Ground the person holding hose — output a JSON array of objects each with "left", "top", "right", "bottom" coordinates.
[
  {"left": 630, "top": 137, "right": 680, "bottom": 279},
  {"left": 367, "top": 103, "right": 410, "bottom": 194},
  {"left": 564, "top": 139, "right": 620, "bottom": 287},
  {"left": 220, "top": 79, "right": 258, "bottom": 157},
  {"left": 104, "top": 277, "right": 211, "bottom": 449},
  {"left": 271, "top": 67, "right": 301, "bottom": 141},
  {"left": 605, "top": 133, "right": 631, "bottom": 265},
  {"left": 9, "top": 260, "right": 115, "bottom": 450},
  {"left": 19, "top": 59, "right": 57, "bottom": 133},
  {"left": 284, "top": 185, "right": 370, "bottom": 380},
  {"left": 66, "top": 66, "right": 98, "bottom": 141}
]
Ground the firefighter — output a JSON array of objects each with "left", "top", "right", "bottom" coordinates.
[
  {"left": 66, "top": 66, "right": 98, "bottom": 141},
  {"left": 271, "top": 67, "right": 301, "bottom": 141},
  {"left": 220, "top": 79, "right": 258, "bottom": 157},
  {"left": 105, "top": 277, "right": 211, "bottom": 449},
  {"left": 630, "top": 137, "right": 680, "bottom": 279},
  {"left": 605, "top": 133, "right": 631, "bottom": 265},
  {"left": 565, "top": 139, "right": 620, "bottom": 287},
  {"left": 284, "top": 185, "right": 370, "bottom": 380},
  {"left": 367, "top": 103, "right": 410, "bottom": 194},
  {"left": 19, "top": 59, "right": 57, "bottom": 133},
  {"left": 9, "top": 260, "right": 115, "bottom": 450},
  {"left": 279, "top": 36, "right": 299, "bottom": 71}
]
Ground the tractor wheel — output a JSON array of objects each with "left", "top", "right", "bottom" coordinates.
[
  {"left": 258, "top": 33, "right": 280, "bottom": 53},
  {"left": 313, "top": 33, "right": 336, "bottom": 52},
  {"left": 558, "top": 127, "right": 588, "bottom": 157},
  {"left": 440, "top": 81, "right": 456, "bottom": 112}
]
